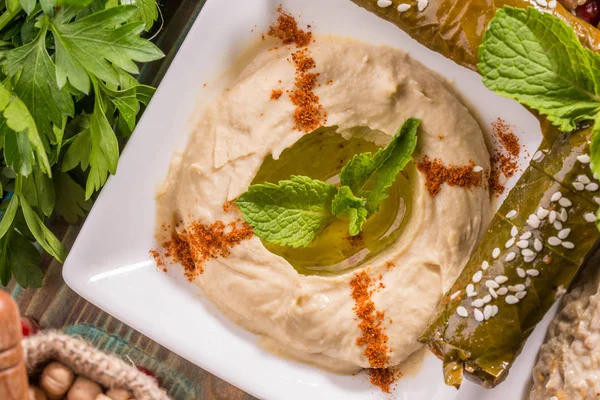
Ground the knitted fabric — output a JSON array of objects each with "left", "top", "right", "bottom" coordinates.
[{"left": 22, "top": 331, "right": 170, "bottom": 400}]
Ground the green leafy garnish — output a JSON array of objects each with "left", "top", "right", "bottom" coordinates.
[
  {"left": 235, "top": 119, "right": 420, "bottom": 247},
  {"left": 235, "top": 176, "right": 337, "bottom": 248},
  {"left": 0, "top": 1, "right": 163, "bottom": 287},
  {"left": 479, "top": 6, "right": 600, "bottom": 225},
  {"left": 341, "top": 117, "right": 419, "bottom": 215}
]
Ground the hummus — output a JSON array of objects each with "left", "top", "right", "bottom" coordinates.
[{"left": 156, "top": 39, "right": 492, "bottom": 373}]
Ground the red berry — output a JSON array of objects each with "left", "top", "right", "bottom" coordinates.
[
  {"left": 577, "top": 1, "right": 600, "bottom": 26},
  {"left": 20, "top": 317, "right": 40, "bottom": 337},
  {"left": 137, "top": 366, "right": 159, "bottom": 385}
]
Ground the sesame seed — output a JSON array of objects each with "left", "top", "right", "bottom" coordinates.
[
  {"left": 516, "top": 240, "right": 529, "bottom": 249},
  {"left": 495, "top": 275, "right": 509, "bottom": 284},
  {"left": 573, "top": 182, "right": 585, "bottom": 191},
  {"left": 550, "top": 192, "right": 562, "bottom": 202},
  {"left": 516, "top": 291, "right": 527, "bottom": 299},
  {"left": 558, "top": 228, "right": 571, "bottom": 239},
  {"left": 450, "top": 291, "right": 461, "bottom": 300},
  {"left": 520, "top": 232, "right": 532, "bottom": 240},
  {"left": 532, "top": 150, "right": 544, "bottom": 162},
  {"left": 584, "top": 212, "right": 596, "bottom": 223},
  {"left": 377, "top": 0, "right": 393, "bottom": 7},
  {"left": 517, "top": 267, "right": 526, "bottom": 278},
  {"left": 559, "top": 198, "right": 572, "bottom": 207},
  {"left": 417, "top": 0, "right": 429, "bottom": 11},
  {"left": 560, "top": 208, "right": 569, "bottom": 222},
  {"left": 594, "top": 197, "right": 600, "bottom": 205},
  {"left": 473, "top": 165, "right": 483, "bottom": 172},
  {"left": 504, "top": 252, "right": 516, "bottom": 262},
  {"left": 485, "top": 280, "right": 500, "bottom": 289},
  {"left": 481, "top": 260, "right": 489, "bottom": 270},
  {"left": 506, "top": 295, "right": 519, "bottom": 304},
  {"left": 474, "top": 308, "right": 484, "bottom": 322},
  {"left": 467, "top": 291, "right": 478, "bottom": 297},
  {"left": 397, "top": 3, "right": 411, "bottom": 12},
  {"left": 562, "top": 241, "right": 575, "bottom": 249},
  {"left": 527, "top": 269, "right": 540, "bottom": 277},
  {"left": 466, "top": 283, "right": 474, "bottom": 293},
  {"left": 586, "top": 183, "right": 599, "bottom": 192},
  {"left": 492, "top": 305, "right": 499, "bottom": 316},
  {"left": 527, "top": 214, "right": 541, "bottom": 229},
  {"left": 511, "top": 226, "right": 518, "bottom": 237},
  {"left": 489, "top": 287, "right": 498, "bottom": 298},
  {"left": 472, "top": 299, "right": 485, "bottom": 307},
  {"left": 524, "top": 254, "right": 536, "bottom": 263},
  {"left": 482, "top": 294, "right": 492, "bottom": 303},
  {"left": 456, "top": 306, "right": 468, "bottom": 317},
  {"left": 548, "top": 236, "right": 562, "bottom": 246},
  {"left": 473, "top": 271, "right": 483, "bottom": 283},
  {"left": 505, "top": 210, "right": 517, "bottom": 219},
  {"left": 505, "top": 238, "right": 515, "bottom": 248},
  {"left": 536, "top": 0, "right": 548, "bottom": 6},
  {"left": 508, "top": 285, "right": 518, "bottom": 292},
  {"left": 521, "top": 249, "right": 535, "bottom": 257},
  {"left": 492, "top": 247, "right": 501, "bottom": 258},
  {"left": 534, "top": 238, "right": 543, "bottom": 252},
  {"left": 536, "top": 207, "right": 550, "bottom": 219},
  {"left": 484, "top": 305, "right": 493, "bottom": 320},
  {"left": 548, "top": 0, "right": 557, "bottom": 8},
  {"left": 514, "top": 284, "right": 526, "bottom": 291},
  {"left": 577, "top": 154, "right": 591, "bottom": 163},
  {"left": 549, "top": 210, "right": 557, "bottom": 224},
  {"left": 497, "top": 287, "right": 508, "bottom": 295},
  {"left": 577, "top": 175, "right": 591, "bottom": 184},
  {"left": 554, "top": 221, "right": 564, "bottom": 230}
]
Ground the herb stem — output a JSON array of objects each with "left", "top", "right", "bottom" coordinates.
[{"left": 0, "top": 5, "right": 21, "bottom": 32}]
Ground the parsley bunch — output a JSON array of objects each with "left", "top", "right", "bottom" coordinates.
[
  {"left": 235, "top": 118, "right": 419, "bottom": 248},
  {"left": 0, "top": 0, "right": 162, "bottom": 287}
]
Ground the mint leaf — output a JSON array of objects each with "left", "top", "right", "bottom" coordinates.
[
  {"left": 54, "top": 171, "right": 92, "bottom": 223},
  {"left": 478, "top": 7, "right": 600, "bottom": 133},
  {"left": 0, "top": 195, "right": 19, "bottom": 240},
  {"left": 235, "top": 176, "right": 337, "bottom": 248},
  {"left": 340, "top": 118, "right": 419, "bottom": 215},
  {"left": 332, "top": 186, "right": 368, "bottom": 236},
  {"left": 19, "top": 195, "right": 67, "bottom": 262},
  {"left": 49, "top": 5, "right": 164, "bottom": 94},
  {"left": 6, "top": 19, "right": 75, "bottom": 144}
]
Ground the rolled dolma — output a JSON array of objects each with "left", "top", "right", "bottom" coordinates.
[
  {"left": 350, "top": 0, "right": 600, "bottom": 72},
  {"left": 419, "top": 127, "right": 599, "bottom": 388}
]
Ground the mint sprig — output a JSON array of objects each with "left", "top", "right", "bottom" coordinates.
[
  {"left": 478, "top": 6, "right": 600, "bottom": 223},
  {"left": 235, "top": 119, "right": 420, "bottom": 248}
]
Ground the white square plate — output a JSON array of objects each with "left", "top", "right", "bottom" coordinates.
[{"left": 63, "top": 0, "right": 553, "bottom": 399}]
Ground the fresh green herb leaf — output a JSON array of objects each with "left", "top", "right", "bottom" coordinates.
[
  {"left": 54, "top": 170, "right": 91, "bottom": 223},
  {"left": 61, "top": 126, "right": 91, "bottom": 172},
  {"left": 235, "top": 175, "right": 337, "bottom": 248},
  {"left": 0, "top": 195, "right": 19, "bottom": 239},
  {"left": 478, "top": 7, "right": 600, "bottom": 133},
  {"left": 21, "top": 167, "right": 55, "bottom": 217},
  {"left": 19, "top": 0, "right": 35, "bottom": 14},
  {"left": 332, "top": 185, "right": 367, "bottom": 236},
  {"left": 19, "top": 194, "right": 67, "bottom": 262},
  {"left": 121, "top": 0, "right": 159, "bottom": 31},
  {"left": 6, "top": 19, "right": 75, "bottom": 143},
  {"left": 49, "top": 5, "right": 164, "bottom": 94},
  {"left": 0, "top": 229, "right": 12, "bottom": 286},
  {"left": 340, "top": 118, "right": 419, "bottom": 215},
  {"left": 85, "top": 81, "right": 119, "bottom": 199},
  {"left": 4, "top": 129, "right": 34, "bottom": 176},
  {"left": 9, "top": 230, "right": 42, "bottom": 287}
]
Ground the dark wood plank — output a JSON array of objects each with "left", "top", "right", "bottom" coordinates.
[{"left": 3, "top": 1, "right": 257, "bottom": 398}]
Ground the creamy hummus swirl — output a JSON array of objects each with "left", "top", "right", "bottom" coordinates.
[{"left": 156, "top": 39, "right": 492, "bottom": 372}]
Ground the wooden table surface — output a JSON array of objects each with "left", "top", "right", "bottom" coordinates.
[{"left": 2, "top": 1, "right": 257, "bottom": 399}]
